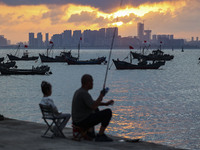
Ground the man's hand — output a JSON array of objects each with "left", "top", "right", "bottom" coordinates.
[
  {"left": 100, "top": 87, "right": 109, "bottom": 96},
  {"left": 105, "top": 100, "right": 114, "bottom": 106}
]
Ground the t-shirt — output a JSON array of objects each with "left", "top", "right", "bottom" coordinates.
[
  {"left": 40, "top": 96, "right": 59, "bottom": 114},
  {"left": 72, "top": 87, "right": 94, "bottom": 123}
]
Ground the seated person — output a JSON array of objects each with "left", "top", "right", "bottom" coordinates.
[
  {"left": 40, "top": 81, "right": 71, "bottom": 136},
  {"left": 72, "top": 74, "right": 114, "bottom": 142}
]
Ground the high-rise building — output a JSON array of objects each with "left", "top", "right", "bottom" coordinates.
[
  {"left": 51, "top": 34, "right": 62, "bottom": 48},
  {"left": 96, "top": 28, "right": 106, "bottom": 46},
  {"left": 82, "top": 29, "right": 93, "bottom": 46},
  {"left": 0, "top": 35, "right": 8, "bottom": 46},
  {"left": 144, "top": 30, "right": 151, "bottom": 41},
  {"left": 169, "top": 35, "right": 174, "bottom": 40},
  {"left": 37, "top": 32, "right": 43, "bottom": 48},
  {"left": 137, "top": 22, "right": 144, "bottom": 41},
  {"left": 29, "top": 33, "right": 34, "bottom": 47},
  {"left": 105, "top": 27, "right": 118, "bottom": 46},
  {"left": 106, "top": 27, "right": 118, "bottom": 39},
  {"left": 45, "top": 33, "right": 49, "bottom": 47},
  {"left": 62, "top": 30, "right": 72, "bottom": 47},
  {"left": 73, "top": 30, "right": 82, "bottom": 46}
]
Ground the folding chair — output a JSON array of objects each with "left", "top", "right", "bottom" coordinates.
[{"left": 39, "top": 104, "right": 65, "bottom": 138}]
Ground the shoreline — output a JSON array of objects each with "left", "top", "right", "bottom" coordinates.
[{"left": 0, "top": 118, "right": 186, "bottom": 150}]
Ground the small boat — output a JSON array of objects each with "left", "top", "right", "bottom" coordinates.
[
  {"left": 0, "top": 65, "right": 51, "bottom": 75},
  {"left": 66, "top": 56, "right": 106, "bottom": 65},
  {"left": 112, "top": 59, "right": 165, "bottom": 70},
  {"left": 181, "top": 46, "right": 184, "bottom": 52},
  {"left": 39, "top": 50, "right": 78, "bottom": 63},
  {"left": 0, "top": 61, "right": 16, "bottom": 69},
  {"left": 0, "top": 57, "right": 4, "bottom": 62},
  {"left": 65, "top": 37, "right": 106, "bottom": 65},
  {"left": 131, "top": 49, "right": 174, "bottom": 61},
  {"left": 7, "top": 45, "right": 38, "bottom": 61}
]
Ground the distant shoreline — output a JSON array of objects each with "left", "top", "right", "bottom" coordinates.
[{"left": 0, "top": 46, "right": 200, "bottom": 50}]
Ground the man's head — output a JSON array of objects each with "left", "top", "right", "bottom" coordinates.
[
  {"left": 81, "top": 74, "right": 93, "bottom": 90},
  {"left": 41, "top": 81, "right": 52, "bottom": 96}
]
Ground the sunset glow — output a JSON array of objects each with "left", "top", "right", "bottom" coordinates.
[{"left": 0, "top": 0, "right": 198, "bottom": 44}]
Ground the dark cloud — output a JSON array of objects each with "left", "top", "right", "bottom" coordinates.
[
  {"left": 68, "top": 11, "right": 110, "bottom": 26},
  {"left": 0, "top": 0, "right": 178, "bottom": 12}
]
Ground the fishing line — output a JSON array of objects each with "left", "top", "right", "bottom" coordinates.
[{"left": 103, "top": 0, "right": 123, "bottom": 89}]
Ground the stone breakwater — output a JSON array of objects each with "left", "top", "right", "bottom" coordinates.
[{"left": 0, "top": 118, "right": 185, "bottom": 150}]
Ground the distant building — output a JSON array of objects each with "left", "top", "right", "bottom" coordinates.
[
  {"left": 45, "top": 33, "right": 49, "bottom": 47},
  {"left": 144, "top": 30, "right": 151, "bottom": 41},
  {"left": 62, "top": 30, "right": 72, "bottom": 48},
  {"left": 137, "top": 22, "right": 144, "bottom": 41},
  {"left": 29, "top": 33, "right": 34, "bottom": 47},
  {"left": 73, "top": 30, "right": 82, "bottom": 46},
  {"left": 105, "top": 27, "right": 118, "bottom": 46},
  {"left": 51, "top": 34, "right": 62, "bottom": 48},
  {"left": 37, "top": 32, "right": 43, "bottom": 48},
  {"left": 0, "top": 35, "right": 8, "bottom": 46}
]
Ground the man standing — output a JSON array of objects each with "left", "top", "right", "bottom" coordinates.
[{"left": 72, "top": 74, "right": 114, "bottom": 142}]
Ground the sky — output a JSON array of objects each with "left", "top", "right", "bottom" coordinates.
[{"left": 0, "top": 0, "right": 199, "bottom": 44}]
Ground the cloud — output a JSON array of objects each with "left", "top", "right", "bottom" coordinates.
[
  {"left": 0, "top": 0, "right": 199, "bottom": 43},
  {"left": 68, "top": 11, "right": 111, "bottom": 27},
  {"left": 0, "top": 0, "right": 182, "bottom": 12}
]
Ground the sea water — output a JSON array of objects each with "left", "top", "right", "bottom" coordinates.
[{"left": 0, "top": 48, "right": 200, "bottom": 150}]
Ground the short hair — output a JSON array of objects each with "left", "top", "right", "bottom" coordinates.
[
  {"left": 41, "top": 81, "right": 52, "bottom": 95},
  {"left": 81, "top": 74, "right": 93, "bottom": 85}
]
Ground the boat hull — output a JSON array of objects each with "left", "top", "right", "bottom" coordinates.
[
  {"left": 0, "top": 57, "right": 4, "bottom": 62},
  {"left": 39, "top": 52, "right": 78, "bottom": 63},
  {"left": 7, "top": 54, "right": 38, "bottom": 61},
  {"left": 0, "top": 61, "right": 16, "bottom": 69},
  {"left": 0, "top": 65, "right": 50, "bottom": 75},
  {"left": 39, "top": 54, "right": 66, "bottom": 62},
  {"left": 66, "top": 57, "right": 106, "bottom": 65},
  {"left": 112, "top": 59, "right": 165, "bottom": 70}
]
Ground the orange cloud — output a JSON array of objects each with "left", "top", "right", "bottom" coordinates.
[{"left": 0, "top": 0, "right": 197, "bottom": 44}]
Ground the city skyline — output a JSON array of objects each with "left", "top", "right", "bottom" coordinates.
[{"left": 0, "top": 0, "right": 200, "bottom": 44}]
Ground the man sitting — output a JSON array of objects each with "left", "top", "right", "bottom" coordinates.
[{"left": 72, "top": 74, "right": 114, "bottom": 142}]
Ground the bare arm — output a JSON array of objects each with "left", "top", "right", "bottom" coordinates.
[
  {"left": 91, "top": 93, "right": 104, "bottom": 110},
  {"left": 99, "top": 100, "right": 114, "bottom": 106}
]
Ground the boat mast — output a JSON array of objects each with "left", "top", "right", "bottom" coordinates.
[
  {"left": 14, "top": 45, "right": 20, "bottom": 56},
  {"left": 78, "top": 37, "right": 82, "bottom": 60},
  {"left": 47, "top": 41, "right": 54, "bottom": 57},
  {"left": 103, "top": 0, "right": 123, "bottom": 89},
  {"left": 130, "top": 51, "right": 132, "bottom": 63},
  {"left": 160, "top": 41, "right": 162, "bottom": 50}
]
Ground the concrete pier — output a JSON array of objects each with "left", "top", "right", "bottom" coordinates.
[{"left": 0, "top": 118, "right": 185, "bottom": 150}]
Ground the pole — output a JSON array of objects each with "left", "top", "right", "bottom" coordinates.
[{"left": 103, "top": 0, "right": 123, "bottom": 89}]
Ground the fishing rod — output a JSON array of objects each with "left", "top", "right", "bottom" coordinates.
[{"left": 103, "top": 0, "right": 123, "bottom": 89}]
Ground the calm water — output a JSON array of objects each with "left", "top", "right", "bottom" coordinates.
[{"left": 1, "top": 48, "right": 200, "bottom": 150}]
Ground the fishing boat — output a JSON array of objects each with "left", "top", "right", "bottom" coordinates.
[
  {"left": 0, "top": 57, "right": 4, "bottom": 62},
  {"left": 131, "top": 49, "right": 174, "bottom": 61},
  {"left": 112, "top": 50, "right": 165, "bottom": 70},
  {"left": 39, "top": 41, "right": 78, "bottom": 63},
  {"left": 66, "top": 56, "right": 106, "bottom": 65},
  {"left": 65, "top": 37, "right": 106, "bottom": 65},
  {"left": 39, "top": 51, "right": 77, "bottom": 63},
  {"left": 0, "top": 65, "right": 51, "bottom": 75},
  {"left": 130, "top": 41, "right": 174, "bottom": 61},
  {"left": 0, "top": 61, "right": 16, "bottom": 69},
  {"left": 7, "top": 45, "right": 39, "bottom": 61},
  {"left": 112, "top": 59, "right": 165, "bottom": 70}
]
